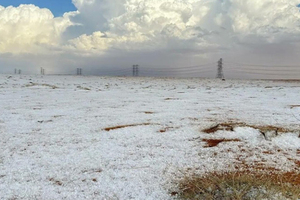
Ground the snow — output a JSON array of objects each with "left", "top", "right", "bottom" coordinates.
[{"left": 0, "top": 75, "right": 300, "bottom": 199}]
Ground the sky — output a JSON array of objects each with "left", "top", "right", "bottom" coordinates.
[
  {"left": 0, "top": 0, "right": 76, "bottom": 16},
  {"left": 0, "top": 0, "right": 300, "bottom": 79}
]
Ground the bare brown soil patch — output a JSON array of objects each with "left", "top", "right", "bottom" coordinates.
[
  {"left": 262, "top": 151, "right": 274, "bottom": 155},
  {"left": 159, "top": 128, "right": 168, "bottom": 133},
  {"left": 295, "top": 160, "right": 300, "bottom": 167},
  {"left": 159, "top": 127, "right": 171, "bottom": 133},
  {"left": 104, "top": 123, "right": 152, "bottom": 131},
  {"left": 202, "top": 138, "right": 241, "bottom": 147},
  {"left": 253, "top": 125, "right": 283, "bottom": 133}
]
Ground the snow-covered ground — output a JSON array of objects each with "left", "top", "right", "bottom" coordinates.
[{"left": 0, "top": 75, "right": 299, "bottom": 199}]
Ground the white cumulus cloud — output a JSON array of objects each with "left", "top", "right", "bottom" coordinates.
[
  {"left": 0, "top": 4, "right": 75, "bottom": 54},
  {"left": 228, "top": 0, "right": 300, "bottom": 43},
  {"left": 67, "top": 0, "right": 300, "bottom": 54}
]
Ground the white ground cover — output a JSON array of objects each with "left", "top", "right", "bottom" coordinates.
[{"left": 0, "top": 75, "right": 299, "bottom": 199}]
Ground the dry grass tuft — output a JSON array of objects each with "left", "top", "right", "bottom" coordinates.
[
  {"left": 144, "top": 111, "right": 155, "bottom": 114},
  {"left": 202, "top": 122, "right": 247, "bottom": 133},
  {"left": 164, "top": 98, "right": 180, "bottom": 101},
  {"left": 202, "top": 138, "right": 241, "bottom": 147},
  {"left": 81, "top": 168, "right": 102, "bottom": 173},
  {"left": 174, "top": 170, "right": 300, "bottom": 200},
  {"left": 49, "top": 178, "right": 63, "bottom": 186},
  {"left": 77, "top": 86, "right": 91, "bottom": 90},
  {"left": 25, "top": 82, "right": 59, "bottom": 89},
  {"left": 290, "top": 105, "right": 300, "bottom": 109},
  {"left": 202, "top": 122, "right": 294, "bottom": 136}
]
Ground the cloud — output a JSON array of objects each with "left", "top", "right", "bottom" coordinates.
[
  {"left": 67, "top": 0, "right": 221, "bottom": 54},
  {"left": 66, "top": 0, "right": 300, "bottom": 54},
  {"left": 63, "top": 0, "right": 125, "bottom": 38},
  {"left": 228, "top": 0, "right": 300, "bottom": 43},
  {"left": 2, "top": 1, "right": 300, "bottom": 55},
  {"left": 0, "top": 4, "right": 75, "bottom": 54}
]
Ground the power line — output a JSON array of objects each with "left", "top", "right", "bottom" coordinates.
[
  {"left": 141, "top": 62, "right": 216, "bottom": 70},
  {"left": 226, "top": 61, "right": 300, "bottom": 68},
  {"left": 141, "top": 67, "right": 214, "bottom": 73}
]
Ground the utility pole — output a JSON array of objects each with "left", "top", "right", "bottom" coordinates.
[{"left": 216, "top": 58, "right": 225, "bottom": 80}]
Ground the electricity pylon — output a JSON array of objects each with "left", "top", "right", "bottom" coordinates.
[{"left": 216, "top": 58, "right": 225, "bottom": 80}]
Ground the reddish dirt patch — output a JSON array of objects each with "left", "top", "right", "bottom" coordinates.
[
  {"left": 159, "top": 126, "right": 178, "bottom": 133},
  {"left": 104, "top": 123, "right": 152, "bottom": 131},
  {"left": 262, "top": 151, "right": 274, "bottom": 155},
  {"left": 295, "top": 160, "right": 300, "bottom": 167},
  {"left": 159, "top": 128, "right": 168, "bottom": 133},
  {"left": 202, "top": 138, "right": 241, "bottom": 147}
]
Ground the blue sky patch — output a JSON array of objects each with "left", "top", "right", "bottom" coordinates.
[{"left": 0, "top": 0, "right": 76, "bottom": 17}]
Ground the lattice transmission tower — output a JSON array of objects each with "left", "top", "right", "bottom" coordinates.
[
  {"left": 133, "top": 65, "right": 139, "bottom": 77},
  {"left": 216, "top": 58, "right": 225, "bottom": 80}
]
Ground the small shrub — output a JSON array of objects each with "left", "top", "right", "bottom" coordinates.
[
  {"left": 174, "top": 170, "right": 300, "bottom": 200},
  {"left": 202, "top": 122, "right": 294, "bottom": 136}
]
